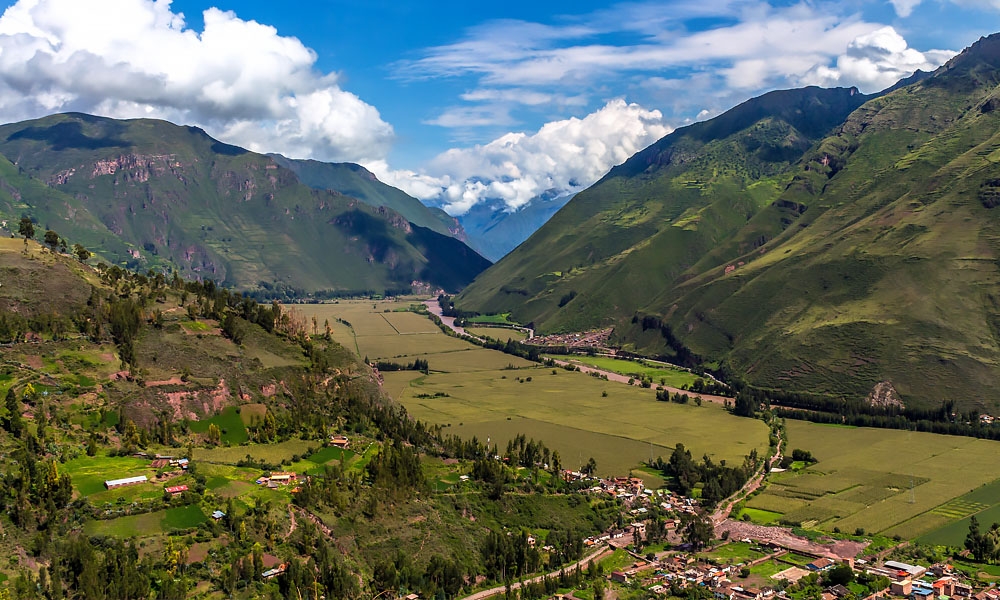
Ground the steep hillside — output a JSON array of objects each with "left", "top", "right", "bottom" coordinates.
[
  {"left": 268, "top": 155, "right": 466, "bottom": 241},
  {"left": 0, "top": 113, "right": 489, "bottom": 295},
  {"left": 458, "top": 33, "right": 1000, "bottom": 410},
  {"left": 458, "top": 192, "right": 575, "bottom": 261},
  {"left": 457, "top": 85, "right": 871, "bottom": 330}
]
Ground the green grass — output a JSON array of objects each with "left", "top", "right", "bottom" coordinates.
[
  {"left": 465, "top": 327, "right": 529, "bottom": 342},
  {"left": 162, "top": 504, "right": 207, "bottom": 529},
  {"left": 192, "top": 438, "right": 317, "bottom": 465},
  {"left": 63, "top": 455, "right": 152, "bottom": 497},
  {"left": 545, "top": 355, "right": 702, "bottom": 389},
  {"left": 401, "top": 365, "right": 768, "bottom": 475},
  {"left": 700, "top": 541, "right": 766, "bottom": 564},
  {"left": 738, "top": 507, "right": 784, "bottom": 524},
  {"left": 752, "top": 421, "right": 1000, "bottom": 540},
  {"left": 188, "top": 406, "right": 248, "bottom": 444},
  {"left": 466, "top": 313, "right": 515, "bottom": 325},
  {"left": 749, "top": 559, "right": 788, "bottom": 578}
]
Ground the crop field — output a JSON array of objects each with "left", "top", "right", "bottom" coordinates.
[
  {"left": 192, "top": 438, "right": 317, "bottom": 465},
  {"left": 63, "top": 455, "right": 153, "bottom": 497},
  {"left": 84, "top": 505, "right": 207, "bottom": 537},
  {"left": 748, "top": 421, "right": 1000, "bottom": 540},
  {"left": 465, "top": 327, "right": 529, "bottom": 342},
  {"left": 402, "top": 366, "right": 768, "bottom": 475},
  {"left": 295, "top": 301, "right": 768, "bottom": 476},
  {"left": 546, "top": 355, "right": 703, "bottom": 389},
  {"left": 189, "top": 406, "right": 249, "bottom": 444}
]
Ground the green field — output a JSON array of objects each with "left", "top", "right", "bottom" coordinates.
[
  {"left": 750, "top": 421, "right": 1000, "bottom": 540},
  {"left": 403, "top": 367, "right": 767, "bottom": 475},
  {"left": 465, "top": 327, "right": 529, "bottom": 342},
  {"left": 297, "top": 300, "right": 768, "bottom": 477},
  {"left": 189, "top": 406, "right": 249, "bottom": 444},
  {"left": 192, "top": 438, "right": 317, "bottom": 465},
  {"left": 546, "top": 355, "right": 703, "bottom": 389},
  {"left": 699, "top": 541, "right": 766, "bottom": 564},
  {"left": 63, "top": 455, "right": 153, "bottom": 497},
  {"left": 84, "top": 505, "right": 207, "bottom": 537}
]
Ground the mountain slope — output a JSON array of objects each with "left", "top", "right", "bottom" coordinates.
[
  {"left": 457, "top": 33, "right": 1000, "bottom": 410},
  {"left": 458, "top": 192, "right": 575, "bottom": 261},
  {"left": 0, "top": 113, "right": 489, "bottom": 294},
  {"left": 457, "top": 85, "right": 871, "bottom": 331},
  {"left": 268, "top": 155, "right": 466, "bottom": 241}
]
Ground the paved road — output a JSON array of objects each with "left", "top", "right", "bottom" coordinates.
[
  {"left": 457, "top": 545, "right": 613, "bottom": 600},
  {"left": 424, "top": 300, "right": 472, "bottom": 338}
]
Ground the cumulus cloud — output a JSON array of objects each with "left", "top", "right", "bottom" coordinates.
[
  {"left": 800, "top": 26, "right": 955, "bottom": 92},
  {"left": 369, "top": 99, "right": 671, "bottom": 215},
  {"left": 0, "top": 0, "right": 393, "bottom": 162}
]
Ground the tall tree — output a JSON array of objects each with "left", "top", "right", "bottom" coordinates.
[{"left": 18, "top": 216, "right": 34, "bottom": 251}]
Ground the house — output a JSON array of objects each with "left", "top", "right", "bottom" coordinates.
[
  {"left": 269, "top": 472, "right": 297, "bottom": 483},
  {"left": 611, "top": 571, "right": 629, "bottom": 584},
  {"left": 891, "top": 580, "right": 913, "bottom": 596},
  {"left": 807, "top": 558, "right": 835, "bottom": 572},
  {"left": 330, "top": 435, "right": 350, "bottom": 448},
  {"left": 933, "top": 578, "right": 956, "bottom": 598},
  {"left": 164, "top": 485, "right": 188, "bottom": 496},
  {"left": 105, "top": 475, "right": 148, "bottom": 489},
  {"left": 828, "top": 585, "right": 851, "bottom": 598},
  {"left": 211, "top": 510, "right": 225, "bottom": 520},
  {"left": 262, "top": 564, "right": 287, "bottom": 580},
  {"left": 885, "top": 561, "right": 927, "bottom": 579}
]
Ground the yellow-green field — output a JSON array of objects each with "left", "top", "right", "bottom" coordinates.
[
  {"left": 295, "top": 300, "right": 769, "bottom": 476},
  {"left": 748, "top": 421, "right": 1000, "bottom": 539},
  {"left": 465, "top": 327, "right": 529, "bottom": 342}
]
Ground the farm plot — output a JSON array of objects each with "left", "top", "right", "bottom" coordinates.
[
  {"left": 465, "top": 327, "right": 529, "bottom": 342},
  {"left": 752, "top": 421, "right": 1000, "bottom": 539},
  {"left": 548, "top": 355, "right": 703, "bottom": 389},
  {"left": 400, "top": 366, "right": 768, "bottom": 475}
]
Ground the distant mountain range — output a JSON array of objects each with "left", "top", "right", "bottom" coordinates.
[
  {"left": 457, "top": 33, "right": 1000, "bottom": 410},
  {"left": 456, "top": 192, "right": 575, "bottom": 261},
  {"left": 0, "top": 113, "right": 489, "bottom": 296}
]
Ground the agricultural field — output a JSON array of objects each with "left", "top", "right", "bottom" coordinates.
[
  {"left": 465, "top": 327, "right": 529, "bottom": 342},
  {"left": 401, "top": 367, "right": 768, "bottom": 476},
  {"left": 747, "top": 421, "right": 1000, "bottom": 541},
  {"left": 294, "top": 300, "right": 768, "bottom": 476},
  {"left": 545, "top": 355, "right": 703, "bottom": 389}
]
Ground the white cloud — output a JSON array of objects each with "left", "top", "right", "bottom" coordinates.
[
  {"left": 800, "top": 26, "right": 955, "bottom": 92},
  {"left": 369, "top": 99, "right": 671, "bottom": 215},
  {"left": 0, "top": 0, "right": 393, "bottom": 162},
  {"left": 889, "top": 0, "right": 922, "bottom": 17}
]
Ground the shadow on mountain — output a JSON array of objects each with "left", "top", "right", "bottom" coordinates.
[{"left": 7, "top": 121, "right": 127, "bottom": 150}]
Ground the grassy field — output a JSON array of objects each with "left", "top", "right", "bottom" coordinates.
[
  {"left": 63, "top": 455, "right": 153, "bottom": 497},
  {"left": 403, "top": 367, "right": 767, "bottom": 475},
  {"left": 749, "top": 421, "right": 1000, "bottom": 540},
  {"left": 189, "top": 406, "right": 249, "bottom": 444},
  {"left": 545, "top": 355, "right": 703, "bottom": 389},
  {"left": 465, "top": 327, "right": 529, "bottom": 342},
  {"left": 192, "top": 438, "right": 317, "bottom": 465},
  {"left": 84, "top": 505, "right": 207, "bottom": 537},
  {"left": 295, "top": 300, "right": 768, "bottom": 477}
]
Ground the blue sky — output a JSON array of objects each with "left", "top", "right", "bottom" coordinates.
[{"left": 0, "top": 0, "right": 995, "bottom": 213}]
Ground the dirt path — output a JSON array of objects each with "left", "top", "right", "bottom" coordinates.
[
  {"left": 287, "top": 507, "right": 297, "bottom": 539},
  {"left": 712, "top": 438, "right": 783, "bottom": 526},
  {"left": 457, "top": 545, "right": 612, "bottom": 600}
]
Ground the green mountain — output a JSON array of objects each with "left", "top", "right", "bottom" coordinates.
[
  {"left": 0, "top": 113, "right": 489, "bottom": 295},
  {"left": 457, "top": 33, "right": 1000, "bottom": 410},
  {"left": 267, "top": 154, "right": 467, "bottom": 241}
]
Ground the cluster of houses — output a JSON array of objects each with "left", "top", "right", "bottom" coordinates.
[
  {"left": 599, "top": 539, "right": 990, "bottom": 600},
  {"left": 255, "top": 471, "right": 299, "bottom": 490}
]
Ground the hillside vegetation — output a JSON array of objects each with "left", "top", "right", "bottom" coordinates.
[
  {"left": 0, "top": 113, "right": 489, "bottom": 297},
  {"left": 457, "top": 33, "right": 1000, "bottom": 410}
]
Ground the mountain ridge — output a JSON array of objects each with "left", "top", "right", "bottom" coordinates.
[
  {"left": 456, "top": 32, "right": 1000, "bottom": 410},
  {"left": 0, "top": 112, "right": 489, "bottom": 295}
]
